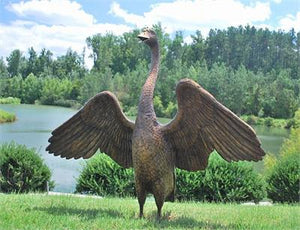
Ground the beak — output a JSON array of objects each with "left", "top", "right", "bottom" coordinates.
[{"left": 137, "top": 32, "right": 149, "bottom": 42}]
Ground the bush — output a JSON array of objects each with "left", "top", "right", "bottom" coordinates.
[
  {"left": 52, "top": 99, "right": 81, "bottom": 109},
  {"left": 264, "top": 117, "right": 274, "bottom": 127},
  {"left": 266, "top": 153, "right": 299, "bottom": 203},
  {"left": 76, "top": 152, "right": 265, "bottom": 202},
  {"left": 176, "top": 153, "right": 266, "bottom": 203},
  {"left": 0, "top": 109, "right": 16, "bottom": 123},
  {"left": 76, "top": 154, "right": 135, "bottom": 197},
  {"left": 0, "top": 97, "right": 21, "bottom": 104},
  {"left": 176, "top": 168, "right": 206, "bottom": 201},
  {"left": 286, "top": 109, "right": 300, "bottom": 129},
  {"left": 241, "top": 115, "right": 288, "bottom": 128},
  {"left": 0, "top": 142, "right": 54, "bottom": 193},
  {"left": 266, "top": 128, "right": 300, "bottom": 203},
  {"left": 242, "top": 115, "right": 258, "bottom": 125}
]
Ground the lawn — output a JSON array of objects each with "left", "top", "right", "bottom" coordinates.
[{"left": 0, "top": 193, "right": 299, "bottom": 230}]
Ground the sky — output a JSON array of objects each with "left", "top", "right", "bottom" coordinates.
[{"left": 0, "top": 0, "right": 299, "bottom": 69}]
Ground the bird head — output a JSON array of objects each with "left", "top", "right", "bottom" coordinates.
[{"left": 138, "top": 27, "right": 157, "bottom": 47}]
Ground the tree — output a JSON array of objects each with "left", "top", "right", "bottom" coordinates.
[
  {"left": 25, "top": 47, "right": 38, "bottom": 77},
  {"left": 86, "top": 33, "right": 118, "bottom": 72},
  {"left": 52, "top": 49, "right": 86, "bottom": 79},
  {"left": 0, "top": 57, "right": 9, "bottom": 78},
  {"left": 36, "top": 48, "right": 53, "bottom": 76},
  {"left": 23, "top": 73, "right": 42, "bottom": 104},
  {"left": 165, "top": 31, "right": 185, "bottom": 69},
  {"left": 183, "top": 30, "right": 206, "bottom": 66},
  {"left": 6, "top": 50, "right": 25, "bottom": 77}
]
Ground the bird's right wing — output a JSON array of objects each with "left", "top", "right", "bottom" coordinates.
[
  {"left": 161, "top": 79, "right": 265, "bottom": 171},
  {"left": 46, "top": 91, "right": 134, "bottom": 168}
]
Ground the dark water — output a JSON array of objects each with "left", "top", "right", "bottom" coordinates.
[{"left": 0, "top": 104, "right": 290, "bottom": 193}]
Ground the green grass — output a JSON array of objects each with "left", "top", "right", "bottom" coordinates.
[
  {"left": 0, "top": 109, "right": 16, "bottom": 123},
  {"left": 0, "top": 97, "right": 21, "bottom": 104},
  {"left": 0, "top": 194, "right": 298, "bottom": 230}
]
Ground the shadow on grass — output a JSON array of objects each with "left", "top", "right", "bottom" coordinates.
[
  {"left": 34, "top": 206, "right": 124, "bottom": 219},
  {"left": 35, "top": 206, "right": 239, "bottom": 229},
  {"left": 143, "top": 211, "right": 239, "bottom": 229}
]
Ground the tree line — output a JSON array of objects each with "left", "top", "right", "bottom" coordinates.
[{"left": 0, "top": 24, "right": 299, "bottom": 118}]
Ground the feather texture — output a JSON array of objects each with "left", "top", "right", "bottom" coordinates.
[
  {"left": 46, "top": 91, "right": 134, "bottom": 168},
  {"left": 161, "top": 78, "right": 265, "bottom": 171}
]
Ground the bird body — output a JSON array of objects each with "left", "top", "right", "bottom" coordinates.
[
  {"left": 132, "top": 33, "right": 175, "bottom": 216},
  {"left": 46, "top": 28, "right": 265, "bottom": 219}
]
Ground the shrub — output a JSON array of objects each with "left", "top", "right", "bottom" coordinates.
[
  {"left": 242, "top": 115, "right": 258, "bottom": 125},
  {"left": 53, "top": 99, "right": 81, "bottom": 109},
  {"left": 241, "top": 115, "right": 288, "bottom": 128},
  {"left": 0, "top": 109, "right": 16, "bottom": 123},
  {"left": 125, "top": 106, "right": 137, "bottom": 117},
  {"left": 266, "top": 128, "right": 300, "bottom": 203},
  {"left": 76, "top": 154, "right": 135, "bottom": 197},
  {"left": 176, "top": 153, "right": 266, "bottom": 203},
  {"left": 176, "top": 168, "right": 206, "bottom": 201},
  {"left": 286, "top": 109, "right": 300, "bottom": 129},
  {"left": 264, "top": 117, "right": 274, "bottom": 127},
  {"left": 76, "top": 152, "right": 265, "bottom": 202},
  {"left": 0, "top": 97, "right": 21, "bottom": 104},
  {"left": 0, "top": 142, "right": 54, "bottom": 193},
  {"left": 266, "top": 153, "right": 299, "bottom": 203}
]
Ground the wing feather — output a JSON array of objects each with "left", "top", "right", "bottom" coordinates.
[
  {"left": 161, "top": 79, "right": 265, "bottom": 171},
  {"left": 46, "top": 91, "right": 135, "bottom": 168}
]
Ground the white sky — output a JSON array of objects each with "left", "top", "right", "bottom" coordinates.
[{"left": 0, "top": 0, "right": 299, "bottom": 69}]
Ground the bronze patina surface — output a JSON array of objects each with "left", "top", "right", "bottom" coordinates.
[{"left": 47, "top": 28, "right": 265, "bottom": 219}]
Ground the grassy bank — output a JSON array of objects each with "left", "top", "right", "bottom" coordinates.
[
  {"left": 0, "top": 109, "right": 16, "bottom": 123},
  {"left": 0, "top": 97, "right": 21, "bottom": 104},
  {"left": 241, "top": 115, "right": 293, "bottom": 128},
  {"left": 0, "top": 194, "right": 298, "bottom": 230}
]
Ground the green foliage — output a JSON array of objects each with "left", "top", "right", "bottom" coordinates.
[
  {"left": 279, "top": 128, "right": 300, "bottom": 159},
  {"left": 176, "top": 168, "right": 206, "bottom": 201},
  {"left": 0, "top": 109, "right": 16, "bottom": 123},
  {"left": 0, "top": 25, "right": 299, "bottom": 119},
  {"left": 153, "top": 95, "right": 165, "bottom": 117},
  {"left": 0, "top": 142, "right": 54, "bottom": 193},
  {"left": 263, "top": 153, "right": 277, "bottom": 174},
  {"left": 76, "top": 154, "right": 135, "bottom": 197},
  {"left": 0, "top": 97, "right": 21, "bottom": 104},
  {"left": 264, "top": 117, "right": 274, "bottom": 127},
  {"left": 266, "top": 128, "right": 300, "bottom": 203},
  {"left": 176, "top": 153, "right": 266, "bottom": 202},
  {"left": 39, "top": 77, "right": 80, "bottom": 106},
  {"left": 22, "top": 73, "right": 42, "bottom": 104},
  {"left": 79, "top": 68, "right": 113, "bottom": 103},
  {"left": 6, "top": 49, "right": 25, "bottom": 77},
  {"left": 241, "top": 115, "right": 290, "bottom": 128},
  {"left": 76, "top": 152, "right": 265, "bottom": 203},
  {"left": 286, "top": 108, "right": 300, "bottom": 128},
  {"left": 266, "top": 153, "right": 299, "bottom": 203},
  {"left": 0, "top": 57, "right": 9, "bottom": 78},
  {"left": 164, "top": 101, "right": 177, "bottom": 118}
]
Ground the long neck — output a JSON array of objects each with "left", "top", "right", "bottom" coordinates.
[{"left": 138, "top": 42, "right": 160, "bottom": 116}]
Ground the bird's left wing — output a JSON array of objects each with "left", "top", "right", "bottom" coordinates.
[
  {"left": 161, "top": 79, "right": 265, "bottom": 171},
  {"left": 46, "top": 91, "right": 134, "bottom": 168}
]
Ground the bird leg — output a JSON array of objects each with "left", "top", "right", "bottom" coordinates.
[
  {"left": 154, "top": 193, "right": 164, "bottom": 220},
  {"left": 137, "top": 190, "right": 146, "bottom": 218}
]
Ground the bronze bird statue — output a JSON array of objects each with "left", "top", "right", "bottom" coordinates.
[{"left": 46, "top": 28, "right": 265, "bottom": 219}]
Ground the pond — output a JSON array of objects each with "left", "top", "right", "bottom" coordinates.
[{"left": 0, "top": 104, "right": 290, "bottom": 193}]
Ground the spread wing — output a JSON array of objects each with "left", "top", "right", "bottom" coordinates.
[
  {"left": 161, "top": 79, "right": 265, "bottom": 171},
  {"left": 46, "top": 91, "right": 134, "bottom": 168}
]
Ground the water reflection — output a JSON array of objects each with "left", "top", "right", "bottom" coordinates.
[{"left": 0, "top": 104, "right": 290, "bottom": 192}]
